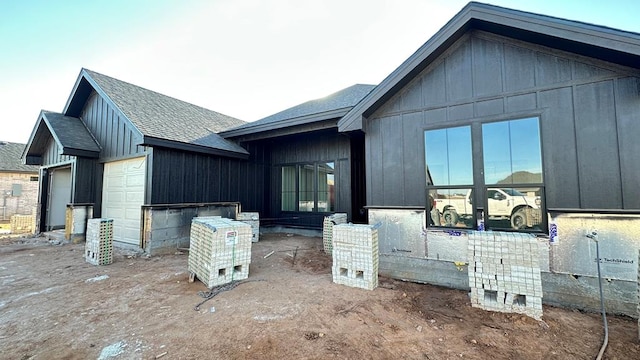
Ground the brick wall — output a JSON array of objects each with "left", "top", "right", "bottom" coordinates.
[{"left": 0, "top": 172, "right": 39, "bottom": 221}]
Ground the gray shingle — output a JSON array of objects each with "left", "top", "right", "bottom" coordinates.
[
  {"left": 43, "top": 111, "right": 102, "bottom": 154},
  {"left": 83, "top": 69, "right": 248, "bottom": 154},
  {"left": 226, "top": 84, "right": 375, "bottom": 133},
  {"left": 0, "top": 142, "right": 39, "bottom": 172}
]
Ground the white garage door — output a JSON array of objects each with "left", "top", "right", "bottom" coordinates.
[{"left": 102, "top": 157, "right": 146, "bottom": 246}]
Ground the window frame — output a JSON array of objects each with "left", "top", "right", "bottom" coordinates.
[
  {"left": 279, "top": 161, "right": 336, "bottom": 213},
  {"left": 424, "top": 124, "right": 476, "bottom": 229},
  {"left": 425, "top": 115, "right": 546, "bottom": 233}
]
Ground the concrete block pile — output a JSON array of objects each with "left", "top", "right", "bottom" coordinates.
[
  {"left": 322, "top": 213, "right": 347, "bottom": 254},
  {"left": 85, "top": 218, "right": 114, "bottom": 266},
  {"left": 332, "top": 223, "right": 378, "bottom": 290},
  {"left": 236, "top": 212, "right": 260, "bottom": 243},
  {"left": 468, "top": 231, "right": 543, "bottom": 320},
  {"left": 188, "top": 217, "right": 252, "bottom": 288},
  {"left": 10, "top": 214, "right": 35, "bottom": 234}
]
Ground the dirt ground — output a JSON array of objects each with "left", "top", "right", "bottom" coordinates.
[{"left": 1, "top": 232, "right": 639, "bottom": 360}]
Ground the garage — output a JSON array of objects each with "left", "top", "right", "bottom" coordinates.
[{"left": 102, "top": 157, "right": 146, "bottom": 246}]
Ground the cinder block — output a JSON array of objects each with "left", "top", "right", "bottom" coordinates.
[
  {"left": 322, "top": 213, "right": 347, "bottom": 254},
  {"left": 236, "top": 212, "right": 260, "bottom": 242},
  {"left": 10, "top": 214, "right": 36, "bottom": 234},
  {"left": 188, "top": 218, "right": 252, "bottom": 288},
  {"left": 331, "top": 223, "right": 378, "bottom": 290},
  {"left": 85, "top": 218, "right": 114, "bottom": 266},
  {"left": 467, "top": 231, "right": 543, "bottom": 319}
]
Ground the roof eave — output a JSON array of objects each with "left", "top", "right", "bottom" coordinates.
[
  {"left": 24, "top": 155, "right": 42, "bottom": 166},
  {"left": 221, "top": 107, "right": 350, "bottom": 138},
  {"left": 227, "top": 119, "right": 339, "bottom": 143},
  {"left": 0, "top": 169, "right": 39, "bottom": 174},
  {"left": 142, "top": 136, "right": 249, "bottom": 160},
  {"left": 22, "top": 111, "right": 65, "bottom": 162},
  {"left": 61, "top": 147, "right": 100, "bottom": 158}
]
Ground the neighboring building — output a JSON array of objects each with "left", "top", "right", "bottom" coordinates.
[
  {"left": 0, "top": 141, "right": 39, "bottom": 221},
  {"left": 220, "top": 84, "right": 375, "bottom": 229},
  {"left": 23, "top": 68, "right": 249, "bottom": 246}
]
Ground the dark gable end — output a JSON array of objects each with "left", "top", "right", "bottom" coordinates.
[
  {"left": 22, "top": 111, "right": 101, "bottom": 165},
  {"left": 339, "top": 1, "right": 640, "bottom": 132},
  {"left": 64, "top": 69, "right": 249, "bottom": 158}
]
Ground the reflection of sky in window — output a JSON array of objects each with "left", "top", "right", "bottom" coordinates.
[
  {"left": 425, "top": 126, "right": 473, "bottom": 185},
  {"left": 483, "top": 117, "right": 542, "bottom": 184}
]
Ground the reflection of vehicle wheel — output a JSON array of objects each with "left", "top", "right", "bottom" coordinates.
[
  {"left": 442, "top": 209, "right": 459, "bottom": 227},
  {"left": 511, "top": 210, "right": 527, "bottom": 229}
]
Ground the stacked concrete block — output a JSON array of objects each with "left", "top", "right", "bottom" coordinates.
[
  {"left": 188, "top": 217, "right": 252, "bottom": 288},
  {"left": 236, "top": 212, "right": 260, "bottom": 243},
  {"left": 85, "top": 218, "right": 114, "bottom": 266},
  {"left": 322, "top": 213, "right": 348, "bottom": 254},
  {"left": 468, "top": 231, "right": 543, "bottom": 320},
  {"left": 331, "top": 223, "right": 378, "bottom": 290},
  {"left": 10, "top": 214, "right": 35, "bottom": 234}
]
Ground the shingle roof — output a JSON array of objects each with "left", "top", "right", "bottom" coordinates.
[
  {"left": 81, "top": 69, "right": 248, "bottom": 155},
  {"left": 22, "top": 111, "right": 102, "bottom": 163},
  {"left": 221, "top": 84, "right": 375, "bottom": 137},
  {"left": 0, "top": 142, "right": 38, "bottom": 172},
  {"left": 43, "top": 111, "right": 102, "bottom": 154}
]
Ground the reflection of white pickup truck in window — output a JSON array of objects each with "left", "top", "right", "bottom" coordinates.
[{"left": 433, "top": 188, "right": 541, "bottom": 229}]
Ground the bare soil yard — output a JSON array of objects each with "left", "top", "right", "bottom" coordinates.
[{"left": 1, "top": 232, "right": 639, "bottom": 359}]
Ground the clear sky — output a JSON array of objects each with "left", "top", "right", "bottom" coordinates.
[{"left": 1, "top": 0, "right": 639, "bottom": 144}]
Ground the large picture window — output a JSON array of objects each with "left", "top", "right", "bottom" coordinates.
[
  {"left": 280, "top": 162, "right": 336, "bottom": 212},
  {"left": 425, "top": 117, "right": 544, "bottom": 232},
  {"left": 482, "top": 117, "right": 543, "bottom": 231},
  {"left": 425, "top": 126, "right": 474, "bottom": 228}
]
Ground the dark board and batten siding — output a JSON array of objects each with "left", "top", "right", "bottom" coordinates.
[
  {"left": 81, "top": 91, "right": 145, "bottom": 159},
  {"left": 73, "top": 157, "right": 98, "bottom": 204},
  {"left": 268, "top": 130, "right": 353, "bottom": 228},
  {"left": 42, "top": 138, "right": 73, "bottom": 166},
  {"left": 366, "top": 30, "right": 640, "bottom": 211},
  {"left": 37, "top": 90, "right": 153, "bottom": 215},
  {"left": 149, "top": 143, "right": 267, "bottom": 213},
  {"left": 39, "top": 138, "right": 97, "bottom": 206}
]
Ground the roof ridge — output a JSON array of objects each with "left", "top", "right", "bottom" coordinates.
[
  {"left": 468, "top": 1, "right": 640, "bottom": 36},
  {"left": 82, "top": 68, "right": 245, "bottom": 123}
]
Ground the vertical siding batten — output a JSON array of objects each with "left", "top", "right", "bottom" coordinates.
[
  {"left": 615, "top": 77, "right": 640, "bottom": 209},
  {"left": 401, "top": 112, "right": 425, "bottom": 206},
  {"left": 574, "top": 81, "right": 622, "bottom": 209}
]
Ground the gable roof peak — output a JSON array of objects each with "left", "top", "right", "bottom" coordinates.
[
  {"left": 62, "top": 68, "right": 248, "bottom": 157},
  {"left": 339, "top": 1, "right": 640, "bottom": 133}
]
